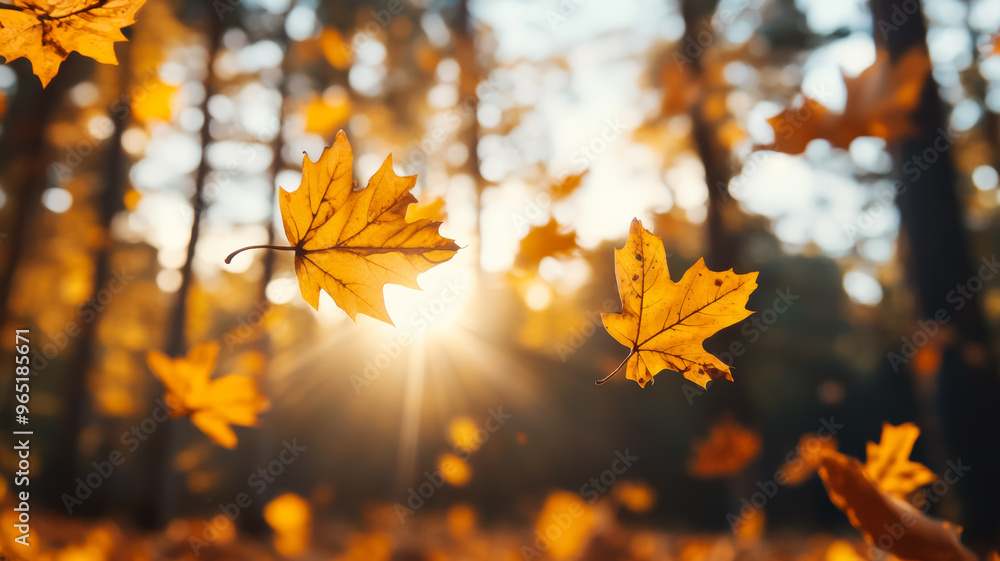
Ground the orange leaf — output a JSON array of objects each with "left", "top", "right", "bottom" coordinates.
[
  {"left": 688, "top": 418, "right": 762, "bottom": 478},
  {"left": 0, "top": 0, "right": 147, "bottom": 87},
  {"left": 515, "top": 218, "right": 578, "bottom": 271},
  {"left": 146, "top": 342, "right": 269, "bottom": 448},
  {"left": 863, "top": 422, "right": 937, "bottom": 499},
  {"left": 818, "top": 451, "right": 975, "bottom": 561},
  {"left": 600, "top": 219, "right": 758, "bottom": 388},
  {"left": 767, "top": 48, "right": 929, "bottom": 154}
]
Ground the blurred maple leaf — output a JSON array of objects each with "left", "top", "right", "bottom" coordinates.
[
  {"left": 0, "top": 0, "right": 147, "bottom": 87},
  {"left": 818, "top": 443, "right": 975, "bottom": 561},
  {"left": 863, "top": 422, "right": 937, "bottom": 499},
  {"left": 778, "top": 432, "right": 838, "bottom": 485},
  {"left": 226, "top": 131, "right": 460, "bottom": 325},
  {"left": 687, "top": 418, "right": 762, "bottom": 478},
  {"left": 599, "top": 219, "right": 758, "bottom": 388},
  {"left": 514, "top": 218, "right": 578, "bottom": 271},
  {"left": 767, "top": 48, "right": 929, "bottom": 154},
  {"left": 146, "top": 342, "right": 269, "bottom": 448}
]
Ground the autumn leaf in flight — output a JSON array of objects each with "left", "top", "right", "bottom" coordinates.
[
  {"left": 863, "top": 422, "right": 937, "bottom": 498},
  {"left": 0, "top": 0, "right": 147, "bottom": 87},
  {"left": 599, "top": 219, "right": 758, "bottom": 388},
  {"left": 226, "top": 131, "right": 460, "bottom": 325},
  {"left": 147, "top": 342, "right": 269, "bottom": 449},
  {"left": 817, "top": 423, "right": 976, "bottom": 561},
  {"left": 514, "top": 218, "right": 578, "bottom": 271},
  {"left": 766, "top": 47, "right": 929, "bottom": 154},
  {"left": 687, "top": 418, "right": 762, "bottom": 478}
]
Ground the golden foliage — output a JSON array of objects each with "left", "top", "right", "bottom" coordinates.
[
  {"left": 264, "top": 493, "right": 312, "bottom": 557},
  {"left": 818, "top": 451, "right": 974, "bottom": 561},
  {"left": 267, "top": 130, "right": 459, "bottom": 324},
  {"left": 0, "top": 0, "right": 147, "bottom": 87},
  {"left": 863, "top": 422, "right": 937, "bottom": 499},
  {"left": 600, "top": 219, "right": 758, "bottom": 388},
  {"left": 515, "top": 218, "right": 578, "bottom": 271},
  {"left": 767, "top": 48, "right": 929, "bottom": 154},
  {"left": 304, "top": 91, "right": 352, "bottom": 134},
  {"left": 548, "top": 171, "right": 588, "bottom": 200},
  {"left": 437, "top": 453, "right": 472, "bottom": 487},
  {"left": 405, "top": 196, "right": 448, "bottom": 223},
  {"left": 533, "top": 491, "right": 595, "bottom": 559},
  {"left": 778, "top": 432, "right": 838, "bottom": 485},
  {"left": 146, "top": 342, "right": 269, "bottom": 448},
  {"left": 688, "top": 418, "right": 762, "bottom": 478}
]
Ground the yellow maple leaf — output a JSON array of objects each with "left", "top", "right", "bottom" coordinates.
[
  {"left": 514, "top": 218, "right": 578, "bottom": 271},
  {"left": 226, "top": 130, "right": 460, "bottom": 325},
  {"left": 863, "top": 422, "right": 937, "bottom": 499},
  {"left": 404, "top": 195, "right": 447, "bottom": 223},
  {"left": 818, "top": 450, "right": 975, "bottom": 561},
  {"left": 146, "top": 342, "right": 269, "bottom": 449},
  {"left": 599, "top": 219, "right": 758, "bottom": 388},
  {"left": 0, "top": 0, "right": 147, "bottom": 87},
  {"left": 767, "top": 47, "right": 929, "bottom": 154}
]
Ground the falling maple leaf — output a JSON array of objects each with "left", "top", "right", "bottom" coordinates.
[
  {"left": 0, "top": 0, "right": 147, "bottom": 87},
  {"left": 766, "top": 47, "right": 929, "bottom": 154},
  {"left": 818, "top": 450, "right": 975, "bottom": 561},
  {"left": 778, "top": 432, "right": 838, "bottom": 485},
  {"left": 514, "top": 218, "right": 578, "bottom": 271},
  {"left": 687, "top": 418, "right": 762, "bottom": 478},
  {"left": 863, "top": 422, "right": 937, "bottom": 499},
  {"left": 146, "top": 342, "right": 269, "bottom": 448},
  {"left": 225, "top": 130, "right": 460, "bottom": 325},
  {"left": 599, "top": 219, "right": 758, "bottom": 388}
]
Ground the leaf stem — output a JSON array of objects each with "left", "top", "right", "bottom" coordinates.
[
  {"left": 596, "top": 347, "right": 636, "bottom": 385},
  {"left": 225, "top": 244, "right": 297, "bottom": 264}
]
